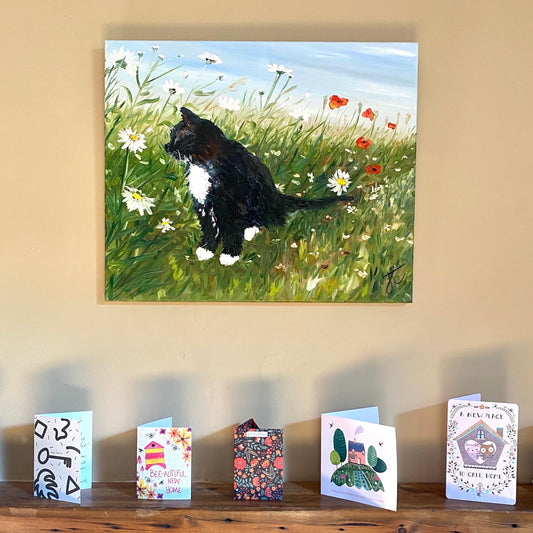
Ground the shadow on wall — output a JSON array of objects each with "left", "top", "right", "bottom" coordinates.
[
  {"left": 519, "top": 426, "right": 533, "bottom": 485},
  {"left": 94, "top": 375, "right": 285, "bottom": 482},
  {"left": 440, "top": 348, "right": 508, "bottom": 402},
  {"left": 284, "top": 418, "right": 320, "bottom": 482},
  {"left": 1, "top": 363, "right": 92, "bottom": 481},
  {"left": 283, "top": 358, "right": 387, "bottom": 483},
  {"left": 395, "top": 348, "right": 509, "bottom": 483},
  {"left": 95, "top": 374, "right": 198, "bottom": 481},
  {"left": 1, "top": 425, "right": 34, "bottom": 481}
]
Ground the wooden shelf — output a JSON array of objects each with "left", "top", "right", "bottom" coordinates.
[{"left": 1, "top": 482, "right": 532, "bottom": 532}]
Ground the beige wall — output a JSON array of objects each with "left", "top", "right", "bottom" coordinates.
[{"left": 1, "top": 0, "right": 532, "bottom": 483}]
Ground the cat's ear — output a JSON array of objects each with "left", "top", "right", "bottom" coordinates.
[{"left": 180, "top": 107, "right": 200, "bottom": 130}]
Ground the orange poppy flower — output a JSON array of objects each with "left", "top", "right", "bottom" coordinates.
[
  {"left": 365, "top": 164, "right": 382, "bottom": 174},
  {"left": 362, "top": 108, "right": 375, "bottom": 121},
  {"left": 329, "top": 95, "right": 349, "bottom": 109},
  {"left": 355, "top": 136, "right": 372, "bottom": 149},
  {"left": 387, "top": 122, "right": 397, "bottom": 129}
]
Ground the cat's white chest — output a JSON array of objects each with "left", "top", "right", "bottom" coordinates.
[{"left": 187, "top": 164, "right": 211, "bottom": 204}]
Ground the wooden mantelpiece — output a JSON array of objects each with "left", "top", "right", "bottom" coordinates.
[{"left": 1, "top": 482, "right": 532, "bottom": 532}]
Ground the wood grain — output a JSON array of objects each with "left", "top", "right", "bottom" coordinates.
[{"left": 0, "top": 482, "right": 532, "bottom": 532}]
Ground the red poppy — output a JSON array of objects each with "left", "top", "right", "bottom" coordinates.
[
  {"left": 274, "top": 456, "right": 284, "bottom": 470},
  {"left": 234, "top": 457, "right": 246, "bottom": 470},
  {"left": 365, "top": 164, "right": 382, "bottom": 174},
  {"left": 387, "top": 122, "right": 397, "bottom": 130},
  {"left": 329, "top": 95, "right": 349, "bottom": 109},
  {"left": 355, "top": 136, "right": 372, "bottom": 149},
  {"left": 362, "top": 108, "right": 375, "bottom": 121}
]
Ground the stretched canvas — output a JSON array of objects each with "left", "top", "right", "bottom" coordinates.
[{"left": 105, "top": 41, "right": 418, "bottom": 302}]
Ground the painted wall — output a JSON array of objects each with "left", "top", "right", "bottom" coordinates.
[{"left": 1, "top": 0, "right": 532, "bottom": 483}]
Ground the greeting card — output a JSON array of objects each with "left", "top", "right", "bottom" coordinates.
[
  {"left": 233, "top": 419, "right": 283, "bottom": 500},
  {"left": 136, "top": 418, "right": 191, "bottom": 500},
  {"left": 321, "top": 407, "right": 397, "bottom": 511},
  {"left": 446, "top": 394, "right": 518, "bottom": 504},
  {"left": 33, "top": 411, "right": 93, "bottom": 504}
]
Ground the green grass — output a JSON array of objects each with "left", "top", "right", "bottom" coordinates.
[{"left": 105, "top": 54, "right": 416, "bottom": 302}]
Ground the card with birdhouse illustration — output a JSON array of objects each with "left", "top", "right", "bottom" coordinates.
[
  {"left": 33, "top": 411, "right": 93, "bottom": 504},
  {"left": 446, "top": 394, "right": 518, "bottom": 505},
  {"left": 136, "top": 418, "right": 192, "bottom": 500},
  {"left": 321, "top": 407, "right": 397, "bottom": 511},
  {"left": 233, "top": 419, "right": 283, "bottom": 500}
]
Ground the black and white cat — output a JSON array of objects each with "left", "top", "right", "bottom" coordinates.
[{"left": 165, "top": 107, "right": 353, "bottom": 265}]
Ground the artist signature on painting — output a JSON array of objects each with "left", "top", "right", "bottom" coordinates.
[{"left": 383, "top": 264, "right": 405, "bottom": 295}]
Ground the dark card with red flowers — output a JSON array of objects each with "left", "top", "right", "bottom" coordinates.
[{"left": 233, "top": 419, "right": 283, "bottom": 500}]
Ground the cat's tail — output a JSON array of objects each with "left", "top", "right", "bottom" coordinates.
[{"left": 281, "top": 193, "right": 355, "bottom": 213}]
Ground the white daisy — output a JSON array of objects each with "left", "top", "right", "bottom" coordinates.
[
  {"left": 162, "top": 79, "right": 185, "bottom": 96},
  {"left": 122, "top": 186, "right": 155, "bottom": 216},
  {"left": 307, "top": 172, "right": 315, "bottom": 183},
  {"left": 117, "top": 127, "right": 147, "bottom": 154},
  {"left": 289, "top": 107, "right": 311, "bottom": 122},
  {"left": 156, "top": 217, "right": 176, "bottom": 233},
  {"left": 267, "top": 63, "right": 293, "bottom": 75},
  {"left": 327, "top": 169, "right": 351, "bottom": 195},
  {"left": 217, "top": 95, "right": 240, "bottom": 111},
  {"left": 355, "top": 269, "right": 368, "bottom": 278},
  {"left": 346, "top": 205, "right": 358, "bottom": 214},
  {"left": 106, "top": 47, "right": 140, "bottom": 76},
  {"left": 199, "top": 52, "right": 222, "bottom": 65}
]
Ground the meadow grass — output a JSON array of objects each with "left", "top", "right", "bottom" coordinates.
[{"left": 105, "top": 52, "right": 416, "bottom": 302}]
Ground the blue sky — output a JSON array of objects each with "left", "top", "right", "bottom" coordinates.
[{"left": 106, "top": 41, "right": 418, "bottom": 127}]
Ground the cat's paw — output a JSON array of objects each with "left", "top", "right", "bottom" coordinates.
[
  {"left": 244, "top": 226, "right": 260, "bottom": 241},
  {"left": 219, "top": 253, "right": 239, "bottom": 266},
  {"left": 196, "top": 247, "right": 214, "bottom": 261}
]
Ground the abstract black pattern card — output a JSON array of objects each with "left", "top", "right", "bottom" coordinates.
[
  {"left": 446, "top": 394, "right": 518, "bottom": 504},
  {"left": 33, "top": 411, "right": 92, "bottom": 503}
]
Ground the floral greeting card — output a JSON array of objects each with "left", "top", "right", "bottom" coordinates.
[
  {"left": 321, "top": 407, "right": 397, "bottom": 511},
  {"left": 233, "top": 419, "right": 283, "bottom": 500},
  {"left": 446, "top": 394, "right": 518, "bottom": 505},
  {"left": 137, "top": 418, "right": 191, "bottom": 500},
  {"left": 33, "top": 411, "right": 92, "bottom": 504}
]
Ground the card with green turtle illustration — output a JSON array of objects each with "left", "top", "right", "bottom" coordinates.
[
  {"left": 321, "top": 407, "right": 397, "bottom": 511},
  {"left": 105, "top": 41, "right": 418, "bottom": 302}
]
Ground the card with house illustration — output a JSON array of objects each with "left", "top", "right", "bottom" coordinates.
[
  {"left": 136, "top": 418, "right": 192, "bottom": 500},
  {"left": 233, "top": 419, "right": 283, "bottom": 500},
  {"left": 321, "top": 407, "right": 397, "bottom": 511},
  {"left": 33, "top": 411, "right": 93, "bottom": 504},
  {"left": 446, "top": 394, "right": 519, "bottom": 505}
]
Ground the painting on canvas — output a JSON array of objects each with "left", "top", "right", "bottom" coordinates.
[{"left": 105, "top": 41, "right": 418, "bottom": 302}]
